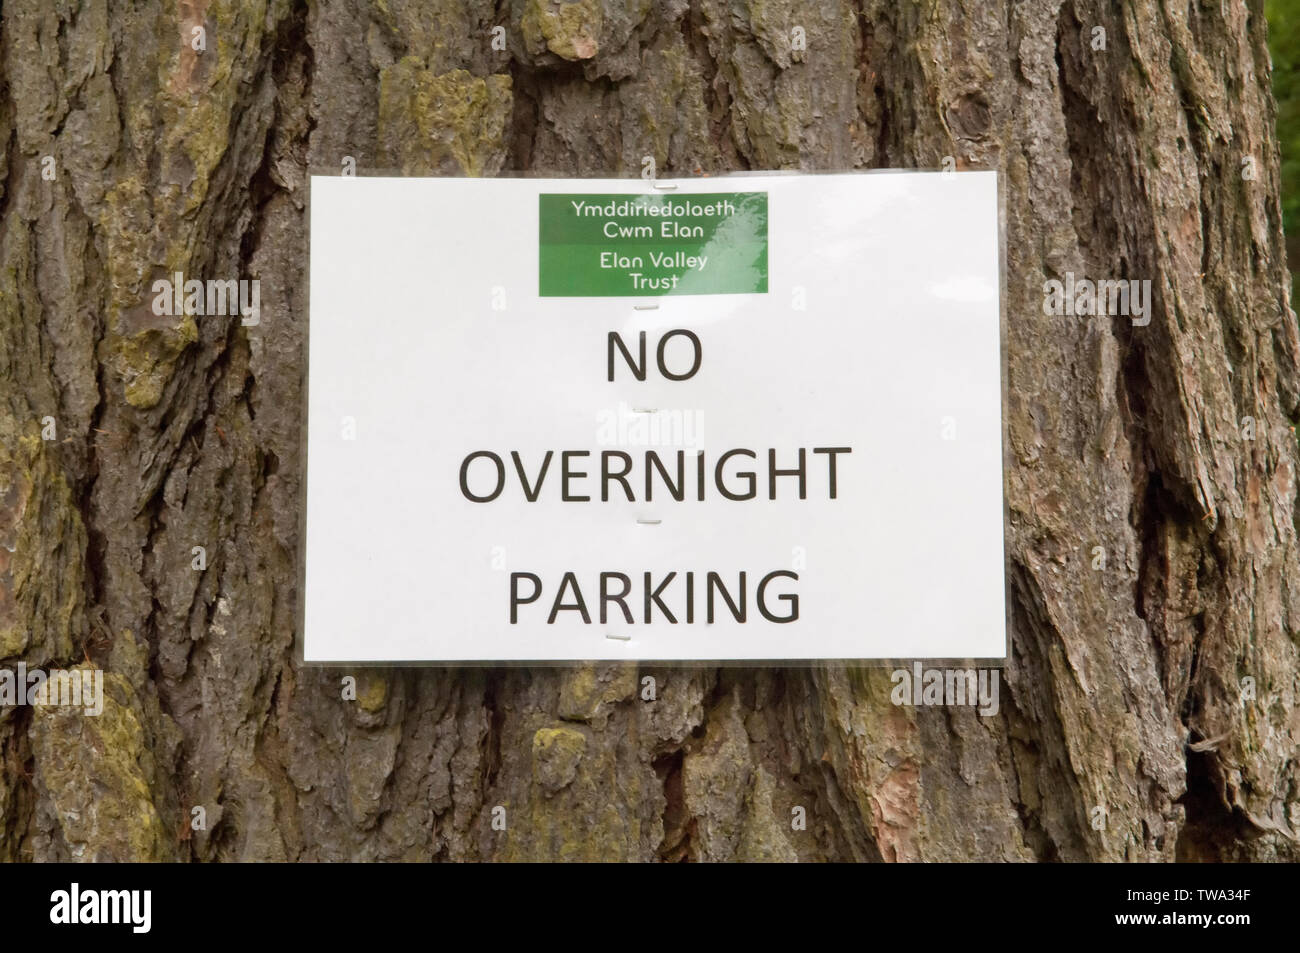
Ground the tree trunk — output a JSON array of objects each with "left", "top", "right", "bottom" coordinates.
[{"left": 1, "top": 0, "right": 1297, "bottom": 862}]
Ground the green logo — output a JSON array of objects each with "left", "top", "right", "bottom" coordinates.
[{"left": 539, "top": 192, "right": 769, "bottom": 297}]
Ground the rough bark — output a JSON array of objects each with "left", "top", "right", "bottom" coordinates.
[{"left": 0, "top": 0, "right": 1298, "bottom": 862}]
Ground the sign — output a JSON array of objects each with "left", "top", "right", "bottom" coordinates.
[{"left": 304, "top": 172, "right": 1006, "bottom": 662}]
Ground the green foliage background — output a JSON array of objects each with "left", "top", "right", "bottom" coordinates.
[{"left": 1269, "top": 0, "right": 1300, "bottom": 298}]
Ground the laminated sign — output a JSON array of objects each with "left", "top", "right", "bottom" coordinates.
[{"left": 304, "top": 173, "right": 1006, "bottom": 662}]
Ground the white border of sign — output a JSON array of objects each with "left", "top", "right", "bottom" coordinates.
[{"left": 297, "top": 170, "right": 1011, "bottom": 665}]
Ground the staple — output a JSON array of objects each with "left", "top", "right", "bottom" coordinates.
[
  {"left": 633, "top": 304, "right": 660, "bottom": 310},
  {"left": 652, "top": 182, "right": 678, "bottom": 190},
  {"left": 631, "top": 407, "right": 657, "bottom": 413},
  {"left": 606, "top": 633, "right": 631, "bottom": 641},
  {"left": 636, "top": 518, "right": 662, "bottom": 525}
]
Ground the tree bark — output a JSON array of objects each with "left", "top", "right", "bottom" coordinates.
[{"left": 1, "top": 0, "right": 1298, "bottom": 862}]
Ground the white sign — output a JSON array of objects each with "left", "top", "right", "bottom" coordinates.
[{"left": 304, "top": 172, "right": 1006, "bottom": 661}]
